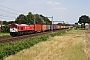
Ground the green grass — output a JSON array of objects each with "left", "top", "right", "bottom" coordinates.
[
  {"left": 64, "top": 30, "right": 87, "bottom": 60},
  {"left": 70, "top": 44, "right": 87, "bottom": 60},
  {"left": 0, "top": 29, "right": 69, "bottom": 60},
  {"left": 0, "top": 33, "right": 10, "bottom": 38},
  {"left": 4, "top": 29, "right": 87, "bottom": 60}
]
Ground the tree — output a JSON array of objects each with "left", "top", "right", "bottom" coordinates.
[
  {"left": 57, "top": 23, "right": 63, "bottom": 25},
  {"left": 78, "top": 15, "right": 89, "bottom": 28},
  {"left": 88, "top": 18, "right": 90, "bottom": 28},
  {"left": 3, "top": 21, "right": 8, "bottom": 25},
  {"left": 15, "top": 12, "right": 52, "bottom": 25},
  {"left": 74, "top": 22, "right": 80, "bottom": 29},
  {"left": 8, "top": 21, "right": 15, "bottom": 24},
  {"left": 1, "top": 25, "right": 10, "bottom": 33},
  {"left": 34, "top": 14, "right": 45, "bottom": 24},
  {"left": 15, "top": 14, "right": 27, "bottom": 24},
  {"left": 40, "top": 15, "right": 52, "bottom": 25},
  {"left": 0, "top": 21, "right": 3, "bottom": 25},
  {"left": 26, "top": 12, "right": 34, "bottom": 24}
]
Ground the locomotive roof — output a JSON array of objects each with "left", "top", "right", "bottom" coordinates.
[{"left": 10, "top": 24, "right": 34, "bottom": 26}]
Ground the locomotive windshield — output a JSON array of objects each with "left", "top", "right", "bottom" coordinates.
[{"left": 10, "top": 25, "right": 17, "bottom": 28}]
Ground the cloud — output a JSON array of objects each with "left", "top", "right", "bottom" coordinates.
[
  {"left": 47, "top": 1, "right": 60, "bottom": 6},
  {"left": 52, "top": 7, "right": 67, "bottom": 11}
]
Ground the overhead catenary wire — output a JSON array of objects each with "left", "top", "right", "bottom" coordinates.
[
  {"left": 0, "top": 4, "right": 22, "bottom": 13},
  {"left": 0, "top": 14, "right": 16, "bottom": 20},
  {"left": 0, "top": 4, "right": 22, "bottom": 21},
  {"left": 0, "top": 14, "right": 16, "bottom": 18},
  {"left": 0, "top": 8, "right": 19, "bottom": 15}
]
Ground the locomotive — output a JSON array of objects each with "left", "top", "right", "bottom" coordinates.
[{"left": 10, "top": 23, "right": 72, "bottom": 37}]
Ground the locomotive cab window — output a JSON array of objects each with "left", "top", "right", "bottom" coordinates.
[{"left": 10, "top": 26, "right": 17, "bottom": 28}]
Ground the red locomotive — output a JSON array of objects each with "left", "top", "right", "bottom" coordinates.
[{"left": 10, "top": 23, "right": 72, "bottom": 36}]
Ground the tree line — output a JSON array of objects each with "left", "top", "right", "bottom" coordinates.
[
  {"left": 1, "top": 12, "right": 72, "bottom": 33},
  {"left": 1, "top": 12, "right": 89, "bottom": 32},
  {"left": 0, "top": 12, "right": 52, "bottom": 33},
  {"left": 2, "top": 12, "right": 52, "bottom": 25}
]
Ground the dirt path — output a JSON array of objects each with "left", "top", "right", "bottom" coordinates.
[
  {"left": 4, "top": 30, "right": 87, "bottom": 60},
  {"left": 85, "top": 29, "right": 90, "bottom": 60}
]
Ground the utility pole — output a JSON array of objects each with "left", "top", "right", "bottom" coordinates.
[
  {"left": 39, "top": 15, "right": 45, "bottom": 24},
  {"left": 34, "top": 15, "right": 36, "bottom": 24},
  {"left": 46, "top": 16, "right": 53, "bottom": 33}
]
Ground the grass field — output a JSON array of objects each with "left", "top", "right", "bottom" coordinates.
[
  {"left": 0, "top": 32, "right": 10, "bottom": 38},
  {"left": 4, "top": 30, "right": 87, "bottom": 60}
]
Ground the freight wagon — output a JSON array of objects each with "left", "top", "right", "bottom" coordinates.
[{"left": 42, "top": 25, "right": 47, "bottom": 32}]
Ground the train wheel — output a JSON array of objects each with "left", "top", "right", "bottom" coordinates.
[
  {"left": 10, "top": 32, "right": 16, "bottom": 37},
  {"left": 18, "top": 33, "right": 20, "bottom": 36},
  {"left": 21, "top": 32, "right": 23, "bottom": 35}
]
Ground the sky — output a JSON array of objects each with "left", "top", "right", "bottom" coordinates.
[{"left": 0, "top": 0, "right": 90, "bottom": 24}]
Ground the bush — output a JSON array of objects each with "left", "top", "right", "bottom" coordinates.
[{"left": 1, "top": 25, "right": 10, "bottom": 33}]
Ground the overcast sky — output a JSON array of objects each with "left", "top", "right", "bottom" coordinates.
[{"left": 0, "top": 0, "right": 90, "bottom": 24}]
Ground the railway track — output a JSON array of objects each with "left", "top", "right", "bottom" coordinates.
[
  {"left": 0, "top": 31, "right": 50, "bottom": 44},
  {"left": 0, "top": 29, "right": 67, "bottom": 44}
]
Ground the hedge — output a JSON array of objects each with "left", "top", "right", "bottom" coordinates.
[{"left": 0, "top": 29, "right": 71, "bottom": 59}]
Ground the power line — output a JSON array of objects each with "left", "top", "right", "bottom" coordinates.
[
  {"left": 0, "top": 16, "right": 15, "bottom": 20},
  {"left": 0, "top": 4, "right": 22, "bottom": 13},
  {"left": 0, "top": 5, "right": 22, "bottom": 21},
  {"left": 0, "top": 8, "right": 19, "bottom": 15},
  {"left": 0, "top": 13, "right": 16, "bottom": 20},
  {"left": 0, "top": 14, "right": 16, "bottom": 18}
]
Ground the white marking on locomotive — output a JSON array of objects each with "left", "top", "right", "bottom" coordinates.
[{"left": 10, "top": 28, "right": 18, "bottom": 32}]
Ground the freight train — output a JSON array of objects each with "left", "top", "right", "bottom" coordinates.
[{"left": 10, "top": 24, "right": 73, "bottom": 36}]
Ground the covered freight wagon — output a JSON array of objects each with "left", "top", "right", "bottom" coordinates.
[
  {"left": 50, "top": 25, "right": 53, "bottom": 31},
  {"left": 34, "top": 24, "right": 42, "bottom": 32},
  {"left": 53, "top": 25, "right": 56, "bottom": 30},
  {"left": 56, "top": 25, "right": 60, "bottom": 30},
  {"left": 58, "top": 25, "right": 60, "bottom": 29},
  {"left": 42, "top": 25, "right": 47, "bottom": 31},
  {"left": 61, "top": 26, "right": 64, "bottom": 29},
  {"left": 46, "top": 25, "right": 50, "bottom": 31}
]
